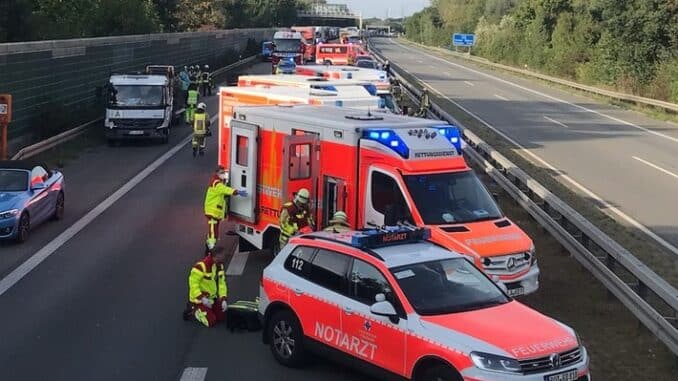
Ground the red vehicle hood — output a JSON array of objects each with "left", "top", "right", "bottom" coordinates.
[
  {"left": 419, "top": 301, "right": 578, "bottom": 359},
  {"left": 430, "top": 219, "right": 532, "bottom": 259}
]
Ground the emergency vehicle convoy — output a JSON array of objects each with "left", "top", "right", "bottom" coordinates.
[
  {"left": 259, "top": 226, "right": 590, "bottom": 381},
  {"left": 315, "top": 43, "right": 361, "bottom": 65},
  {"left": 295, "top": 65, "right": 398, "bottom": 113},
  {"left": 222, "top": 105, "right": 539, "bottom": 296}
]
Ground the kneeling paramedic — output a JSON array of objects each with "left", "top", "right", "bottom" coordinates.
[
  {"left": 192, "top": 102, "right": 210, "bottom": 156},
  {"left": 204, "top": 167, "right": 247, "bottom": 252},
  {"left": 184, "top": 246, "right": 228, "bottom": 327},
  {"left": 278, "top": 188, "right": 314, "bottom": 250}
]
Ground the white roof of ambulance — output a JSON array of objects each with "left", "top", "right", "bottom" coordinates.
[
  {"left": 233, "top": 104, "right": 443, "bottom": 140},
  {"left": 221, "top": 85, "right": 378, "bottom": 102},
  {"left": 238, "top": 74, "right": 373, "bottom": 87}
]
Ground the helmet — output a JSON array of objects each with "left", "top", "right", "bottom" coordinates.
[
  {"left": 197, "top": 102, "right": 207, "bottom": 111},
  {"left": 294, "top": 188, "right": 310, "bottom": 205},
  {"left": 204, "top": 65, "right": 209, "bottom": 70},
  {"left": 329, "top": 211, "right": 348, "bottom": 225}
]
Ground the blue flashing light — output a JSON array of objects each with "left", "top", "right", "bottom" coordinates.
[
  {"left": 363, "top": 84, "right": 378, "bottom": 96},
  {"left": 314, "top": 85, "right": 338, "bottom": 92},
  {"left": 434, "top": 125, "right": 462, "bottom": 152},
  {"left": 362, "top": 129, "right": 409, "bottom": 158},
  {"left": 335, "top": 100, "right": 344, "bottom": 107},
  {"left": 350, "top": 226, "right": 432, "bottom": 249},
  {"left": 347, "top": 73, "right": 353, "bottom": 79}
]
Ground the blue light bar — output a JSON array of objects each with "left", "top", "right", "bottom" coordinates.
[
  {"left": 335, "top": 100, "right": 344, "bottom": 107},
  {"left": 350, "top": 226, "right": 431, "bottom": 249},
  {"left": 362, "top": 129, "right": 409, "bottom": 158},
  {"left": 435, "top": 125, "right": 462, "bottom": 152},
  {"left": 363, "top": 84, "right": 378, "bottom": 96}
]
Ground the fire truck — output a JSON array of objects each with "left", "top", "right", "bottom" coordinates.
[
  {"left": 223, "top": 105, "right": 539, "bottom": 296},
  {"left": 291, "top": 26, "right": 317, "bottom": 62},
  {"left": 295, "top": 65, "right": 397, "bottom": 113},
  {"left": 272, "top": 31, "right": 303, "bottom": 72}
]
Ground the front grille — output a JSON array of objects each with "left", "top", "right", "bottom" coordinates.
[
  {"left": 519, "top": 347, "right": 582, "bottom": 374},
  {"left": 113, "top": 118, "right": 163, "bottom": 129},
  {"left": 482, "top": 252, "right": 532, "bottom": 275}
]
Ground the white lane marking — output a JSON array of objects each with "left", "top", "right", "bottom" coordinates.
[
  {"left": 444, "top": 72, "right": 452, "bottom": 77},
  {"left": 180, "top": 367, "right": 208, "bottom": 381},
  {"left": 393, "top": 40, "right": 678, "bottom": 145},
  {"left": 633, "top": 156, "right": 678, "bottom": 180},
  {"left": 494, "top": 94, "right": 509, "bottom": 101},
  {"left": 406, "top": 64, "right": 678, "bottom": 257},
  {"left": 226, "top": 251, "right": 250, "bottom": 276},
  {"left": 0, "top": 126, "right": 207, "bottom": 297},
  {"left": 463, "top": 81, "right": 474, "bottom": 87},
  {"left": 544, "top": 115, "right": 570, "bottom": 128}
]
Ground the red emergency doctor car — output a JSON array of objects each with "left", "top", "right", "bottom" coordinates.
[{"left": 259, "top": 227, "right": 590, "bottom": 381}]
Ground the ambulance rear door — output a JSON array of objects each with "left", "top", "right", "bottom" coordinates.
[
  {"left": 282, "top": 134, "right": 320, "bottom": 223},
  {"left": 229, "top": 120, "right": 259, "bottom": 223}
]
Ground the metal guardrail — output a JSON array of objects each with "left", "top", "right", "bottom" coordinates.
[
  {"left": 401, "top": 39, "right": 678, "bottom": 114},
  {"left": 11, "top": 55, "right": 259, "bottom": 160},
  {"left": 369, "top": 41, "right": 678, "bottom": 356}
]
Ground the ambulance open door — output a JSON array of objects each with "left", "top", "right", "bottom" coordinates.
[
  {"left": 282, "top": 134, "right": 320, "bottom": 223},
  {"left": 229, "top": 120, "right": 259, "bottom": 223}
]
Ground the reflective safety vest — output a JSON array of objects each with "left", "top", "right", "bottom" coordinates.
[
  {"left": 194, "top": 111, "right": 208, "bottom": 136},
  {"left": 323, "top": 223, "right": 351, "bottom": 233},
  {"left": 204, "top": 178, "right": 236, "bottom": 220},
  {"left": 188, "top": 256, "right": 227, "bottom": 303},
  {"left": 201, "top": 71, "right": 210, "bottom": 83},
  {"left": 279, "top": 201, "right": 313, "bottom": 245},
  {"left": 187, "top": 90, "right": 199, "bottom": 105}
]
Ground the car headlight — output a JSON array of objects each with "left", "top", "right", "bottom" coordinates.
[
  {"left": 470, "top": 352, "right": 521, "bottom": 373},
  {"left": 0, "top": 209, "right": 20, "bottom": 219}
]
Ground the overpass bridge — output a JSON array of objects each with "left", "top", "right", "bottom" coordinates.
[{"left": 296, "top": 2, "right": 361, "bottom": 27}]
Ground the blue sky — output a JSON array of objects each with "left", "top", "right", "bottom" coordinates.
[{"left": 340, "top": 0, "right": 430, "bottom": 18}]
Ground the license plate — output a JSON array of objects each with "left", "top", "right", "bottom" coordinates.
[
  {"left": 507, "top": 287, "right": 524, "bottom": 297},
  {"left": 127, "top": 130, "right": 144, "bottom": 135},
  {"left": 545, "top": 369, "right": 578, "bottom": 381}
]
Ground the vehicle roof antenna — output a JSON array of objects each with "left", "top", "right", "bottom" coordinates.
[{"left": 367, "top": 107, "right": 372, "bottom": 117}]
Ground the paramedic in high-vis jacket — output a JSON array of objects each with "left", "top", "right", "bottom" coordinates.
[
  {"left": 204, "top": 167, "right": 247, "bottom": 253},
  {"left": 278, "top": 188, "right": 314, "bottom": 250}
]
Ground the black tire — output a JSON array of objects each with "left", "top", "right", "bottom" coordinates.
[
  {"left": 16, "top": 213, "right": 30, "bottom": 243},
  {"left": 268, "top": 310, "right": 306, "bottom": 367},
  {"left": 418, "top": 364, "right": 462, "bottom": 381},
  {"left": 52, "top": 192, "right": 65, "bottom": 221}
]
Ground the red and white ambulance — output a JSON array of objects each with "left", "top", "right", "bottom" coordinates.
[
  {"left": 223, "top": 105, "right": 540, "bottom": 296},
  {"left": 259, "top": 226, "right": 590, "bottom": 381}
]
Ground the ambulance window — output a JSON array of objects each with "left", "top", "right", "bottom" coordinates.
[
  {"left": 371, "top": 171, "right": 411, "bottom": 223},
  {"left": 349, "top": 259, "right": 395, "bottom": 306},
  {"left": 236, "top": 136, "right": 249, "bottom": 166},
  {"left": 308, "top": 249, "right": 350, "bottom": 295},
  {"left": 289, "top": 143, "right": 311, "bottom": 180},
  {"left": 284, "top": 246, "right": 316, "bottom": 278}
]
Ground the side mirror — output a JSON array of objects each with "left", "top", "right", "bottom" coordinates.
[
  {"left": 492, "top": 275, "right": 509, "bottom": 294},
  {"left": 31, "top": 182, "right": 47, "bottom": 191},
  {"left": 370, "top": 293, "right": 398, "bottom": 318}
]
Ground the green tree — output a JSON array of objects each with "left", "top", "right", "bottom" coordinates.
[
  {"left": 175, "top": 0, "right": 227, "bottom": 31},
  {"left": 0, "top": 0, "right": 34, "bottom": 42},
  {"left": 89, "top": 0, "right": 161, "bottom": 36}
]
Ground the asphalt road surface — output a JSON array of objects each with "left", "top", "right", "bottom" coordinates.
[{"left": 372, "top": 38, "right": 678, "bottom": 256}]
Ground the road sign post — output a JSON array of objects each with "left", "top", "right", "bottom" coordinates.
[
  {"left": 0, "top": 94, "right": 12, "bottom": 160},
  {"left": 452, "top": 33, "right": 475, "bottom": 55}
]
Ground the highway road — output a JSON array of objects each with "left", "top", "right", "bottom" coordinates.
[
  {"left": 0, "top": 61, "right": 675, "bottom": 381},
  {"left": 372, "top": 38, "right": 678, "bottom": 258}
]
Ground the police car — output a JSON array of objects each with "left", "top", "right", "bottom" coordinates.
[{"left": 259, "top": 227, "right": 590, "bottom": 381}]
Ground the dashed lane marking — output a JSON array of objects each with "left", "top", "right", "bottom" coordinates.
[
  {"left": 0, "top": 115, "right": 219, "bottom": 297},
  {"left": 179, "top": 367, "right": 208, "bottom": 381},
  {"left": 494, "top": 94, "right": 509, "bottom": 101},
  {"left": 633, "top": 156, "right": 678, "bottom": 181},
  {"left": 544, "top": 115, "right": 570, "bottom": 128},
  {"left": 463, "top": 81, "right": 474, "bottom": 87}
]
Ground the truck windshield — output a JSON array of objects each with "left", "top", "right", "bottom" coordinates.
[
  {"left": 391, "top": 258, "right": 509, "bottom": 315},
  {"left": 403, "top": 171, "right": 502, "bottom": 224},
  {"left": 0, "top": 170, "right": 28, "bottom": 192},
  {"left": 109, "top": 85, "right": 164, "bottom": 107},
  {"left": 274, "top": 39, "right": 300, "bottom": 52}
]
